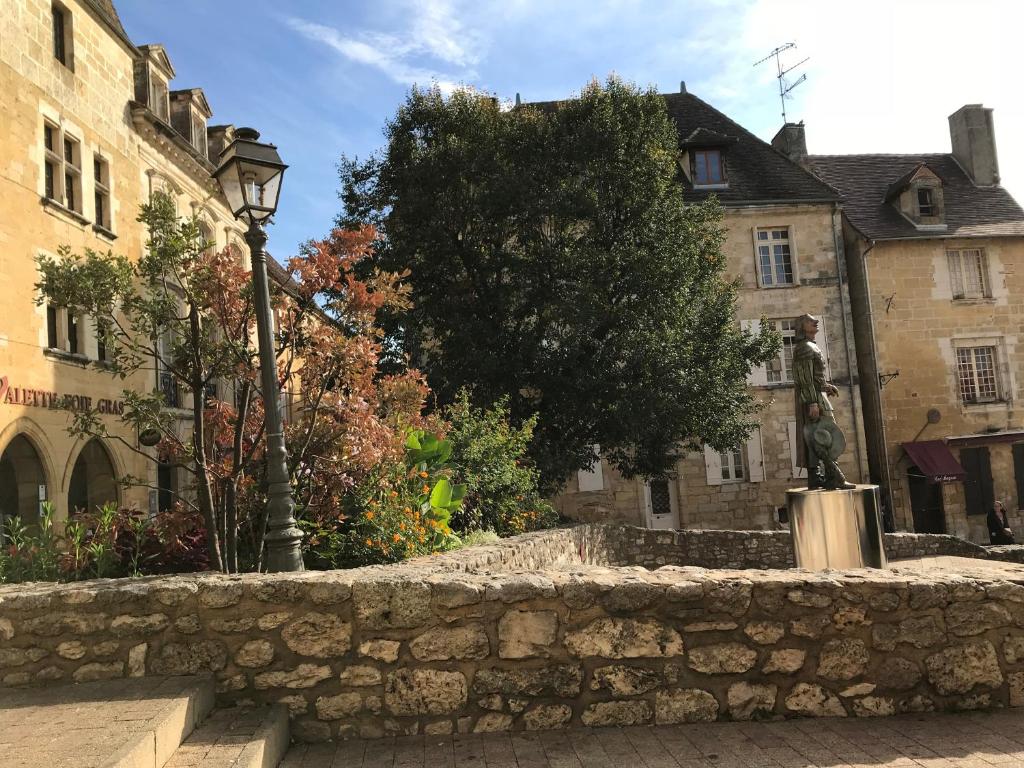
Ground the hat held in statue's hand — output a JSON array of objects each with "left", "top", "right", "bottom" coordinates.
[{"left": 803, "top": 420, "right": 846, "bottom": 461}]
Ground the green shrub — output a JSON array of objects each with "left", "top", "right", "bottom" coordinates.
[{"left": 444, "top": 391, "right": 558, "bottom": 536}]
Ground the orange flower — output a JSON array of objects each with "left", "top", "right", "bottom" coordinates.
[
  {"left": 399, "top": 522, "right": 406, "bottom": 531},
  {"left": 364, "top": 538, "right": 372, "bottom": 546},
  {"left": 389, "top": 490, "right": 399, "bottom": 498},
  {"left": 393, "top": 533, "right": 402, "bottom": 543},
  {"left": 403, "top": 507, "right": 412, "bottom": 514},
  {"left": 365, "top": 510, "right": 375, "bottom": 520},
  {"left": 419, "top": 471, "right": 428, "bottom": 478},
  {"left": 421, "top": 484, "right": 430, "bottom": 494}
]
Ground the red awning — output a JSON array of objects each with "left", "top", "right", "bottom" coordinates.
[{"left": 902, "top": 440, "right": 967, "bottom": 483}]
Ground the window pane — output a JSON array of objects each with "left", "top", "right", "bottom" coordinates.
[
  {"left": 64, "top": 171, "right": 74, "bottom": 209},
  {"left": 95, "top": 190, "right": 105, "bottom": 226},
  {"left": 68, "top": 314, "right": 79, "bottom": 354},
  {"left": 46, "top": 306, "right": 58, "bottom": 348},
  {"left": 956, "top": 348, "right": 976, "bottom": 402},
  {"left": 706, "top": 151, "right": 722, "bottom": 183},
  {"left": 44, "top": 162, "right": 55, "bottom": 199},
  {"left": 694, "top": 152, "right": 708, "bottom": 184},
  {"left": 649, "top": 479, "right": 672, "bottom": 515},
  {"left": 733, "top": 449, "right": 744, "bottom": 479},
  {"left": 760, "top": 249, "right": 773, "bottom": 285},
  {"left": 974, "top": 347, "right": 997, "bottom": 400},
  {"left": 44, "top": 125, "right": 54, "bottom": 151},
  {"left": 52, "top": 7, "right": 65, "bottom": 64},
  {"left": 757, "top": 230, "right": 769, "bottom": 241},
  {"left": 948, "top": 251, "right": 964, "bottom": 298}
]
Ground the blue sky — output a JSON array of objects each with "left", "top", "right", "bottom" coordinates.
[{"left": 117, "top": 0, "right": 1024, "bottom": 260}]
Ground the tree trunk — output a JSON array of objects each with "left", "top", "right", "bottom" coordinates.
[{"left": 189, "top": 305, "right": 223, "bottom": 572}]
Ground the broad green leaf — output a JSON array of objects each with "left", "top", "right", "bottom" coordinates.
[{"left": 430, "top": 477, "right": 452, "bottom": 509}]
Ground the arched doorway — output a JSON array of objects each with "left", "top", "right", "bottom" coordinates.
[
  {"left": 68, "top": 439, "right": 119, "bottom": 514},
  {"left": 0, "top": 435, "right": 48, "bottom": 530}
]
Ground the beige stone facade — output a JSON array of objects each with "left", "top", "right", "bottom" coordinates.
[
  {"left": 555, "top": 201, "right": 866, "bottom": 530},
  {"left": 0, "top": 0, "right": 250, "bottom": 525}
]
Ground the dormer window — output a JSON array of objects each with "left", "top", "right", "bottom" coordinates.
[
  {"left": 191, "top": 111, "right": 207, "bottom": 156},
  {"left": 149, "top": 75, "right": 169, "bottom": 121},
  {"left": 693, "top": 150, "right": 724, "bottom": 185},
  {"left": 918, "top": 187, "right": 935, "bottom": 217}
]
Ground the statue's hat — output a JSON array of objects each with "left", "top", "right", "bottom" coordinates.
[{"left": 803, "top": 421, "right": 846, "bottom": 462}]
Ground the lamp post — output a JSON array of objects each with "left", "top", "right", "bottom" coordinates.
[{"left": 214, "top": 127, "right": 304, "bottom": 572}]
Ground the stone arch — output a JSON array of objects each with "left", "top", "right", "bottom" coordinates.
[
  {"left": 66, "top": 438, "right": 121, "bottom": 515},
  {"left": 0, "top": 428, "right": 51, "bottom": 529}
]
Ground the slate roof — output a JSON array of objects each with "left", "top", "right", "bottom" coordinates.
[
  {"left": 525, "top": 92, "right": 838, "bottom": 205},
  {"left": 83, "top": 0, "right": 133, "bottom": 51},
  {"left": 807, "top": 153, "right": 1024, "bottom": 240}
]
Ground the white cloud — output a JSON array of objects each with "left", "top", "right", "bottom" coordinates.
[{"left": 286, "top": 0, "right": 482, "bottom": 94}]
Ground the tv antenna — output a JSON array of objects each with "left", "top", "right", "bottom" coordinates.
[{"left": 754, "top": 43, "right": 808, "bottom": 123}]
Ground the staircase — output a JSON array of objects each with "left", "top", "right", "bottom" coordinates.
[{"left": 0, "top": 676, "right": 288, "bottom": 768}]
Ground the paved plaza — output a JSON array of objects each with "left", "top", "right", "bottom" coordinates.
[{"left": 282, "top": 709, "right": 1024, "bottom": 768}]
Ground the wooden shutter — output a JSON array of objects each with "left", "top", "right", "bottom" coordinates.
[
  {"left": 746, "top": 427, "right": 764, "bottom": 482},
  {"left": 576, "top": 444, "right": 605, "bottom": 492},
  {"left": 960, "top": 446, "right": 993, "bottom": 516},
  {"left": 817, "top": 315, "right": 832, "bottom": 379},
  {"left": 741, "top": 319, "right": 768, "bottom": 386},
  {"left": 1013, "top": 443, "right": 1024, "bottom": 511},
  {"left": 788, "top": 421, "right": 808, "bottom": 479},
  {"left": 703, "top": 445, "right": 723, "bottom": 486}
]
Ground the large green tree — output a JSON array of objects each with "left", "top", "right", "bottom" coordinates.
[{"left": 340, "top": 77, "right": 778, "bottom": 488}]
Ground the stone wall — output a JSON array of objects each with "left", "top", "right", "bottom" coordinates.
[{"left": 5, "top": 539, "right": 1024, "bottom": 740}]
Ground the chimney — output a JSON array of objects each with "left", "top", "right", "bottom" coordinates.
[
  {"left": 680, "top": 80, "right": 687, "bottom": 94},
  {"left": 771, "top": 121, "right": 807, "bottom": 164},
  {"left": 515, "top": 92, "right": 521, "bottom": 107},
  {"left": 949, "top": 104, "right": 1000, "bottom": 186}
]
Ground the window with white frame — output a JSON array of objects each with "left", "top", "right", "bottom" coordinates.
[
  {"left": 956, "top": 345, "right": 1000, "bottom": 404},
  {"left": 191, "top": 112, "right": 208, "bottom": 157},
  {"left": 93, "top": 155, "right": 110, "bottom": 229},
  {"left": 646, "top": 477, "right": 675, "bottom": 516},
  {"left": 766, "top": 318, "right": 797, "bottom": 383},
  {"left": 948, "top": 248, "right": 990, "bottom": 299},
  {"left": 755, "top": 227, "right": 795, "bottom": 287},
  {"left": 42, "top": 122, "right": 83, "bottom": 214},
  {"left": 720, "top": 447, "right": 745, "bottom": 482},
  {"left": 44, "top": 305, "right": 82, "bottom": 355},
  {"left": 62, "top": 134, "right": 82, "bottom": 213},
  {"left": 43, "top": 122, "right": 60, "bottom": 201}
]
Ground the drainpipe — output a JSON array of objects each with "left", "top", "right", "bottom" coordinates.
[
  {"left": 830, "top": 204, "right": 865, "bottom": 481},
  {"left": 859, "top": 238, "right": 897, "bottom": 526}
]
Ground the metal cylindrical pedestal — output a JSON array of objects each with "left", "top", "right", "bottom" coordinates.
[{"left": 787, "top": 485, "right": 887, "bottom": 569}]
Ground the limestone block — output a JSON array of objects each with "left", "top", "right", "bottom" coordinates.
[
  {"left": 483, "top": 574, "right": 556, "bottom": 603},
  {"left": 655, "top": 689, "right": 718, "bottom": 724},
  {"left": 110, "top": 613, "right": 169, "bottom": 636},
  {"left": 762, "top": 649, "right": 806, "bottom": 675},
  {"left": 602, "top": 581, "right": 662, "bottom": 611},
  {"left": 385, "top": 669, "right": 467, "bottom": 716},
  {"left": 153, "top": 584, "right": 198, "bottom": 607},
  {"left": 683, "top": 620, "right": 738, "bottom": 632},
  {"left": 687, "top": 643, "right": 757, "bottom": 674},
  {"left": 867, "top": 592, "right": 900, "bottom": 612},
  {"left": 986, "top": 582, "right": 1024, "bottom": 604},
  {"left": 1005, "top": 636, "right": 1024, "bottom": 664},
  {"left": 294, "top": 721, "right": 333, "bottom": 742},
  {"left": 832, "top": 606, "right": 870, "bottom": 632},
  {"left": 339, "top": 665, "right": 382, "bottom": 686},
  {"left": 0, "top": 649, "right": 29, "bottom": 667},
  {"left": 816, "top": 639, "right": 869, "bottom": 681},
  {"left": 254, "top": 664, "right": 333, "bottom": 690},
  {"left": 24, "top": 613, "right": 107, "bottom": 636},
  {"left": 150, "top": 640, "right": 228, "bottom": 675},
  {"left": 256, "top": 612, "right": 291, "bottom": 630},
  {"left": 424, "top": 720, "right": 455, "bottom": 735},
  {"left": 431, "top": 579, "right": 485, "bottom": 608},
  {"left": 472, "top": 665, "right": 582, "bottom": 697},
  {"left": 128, "top": 642, "right": 147, "bottom": 677},
  {"left": 174, "top": 614, "right": 201, "bottom": 634},
  {"left": 524, "top": 704, "right": 572, "bottom": 730},
  {"left": 924, "top": 641, "right": 1003, "bottom": 695},
  {"left": 727, "top": 682, "right": 777, "bottom": 720},
  {"left": 198, "top": 581, "right": 243, "bottom": 608},
  {"left": 787, "top": 590, "right": 832, "bottom": 608},
  {"left": 1009, "top": 671, "right": 1024, "bottom": 707},
  {"left": 473, "top": 713, "right": 513, "bottom": 732},
  {"left": 235, "top": 640, "right": 275, "bottom": 668},
  {"left": 876, "top": 657, "right": 921, "bottom": 690},
  {"left": 60, "top": 589, "right": 96, "bottom": 605},
  {"left": 73, "top": 662, "right": 124, "bottom": 682},
  {"left": 354, "top": 580, "right": 433, "bottom": 629},
  {"left": 209, "top": 617, "right": 256, "bottom": 633},
  {"left": 3, "top": 672, "right": 30, "bottom": 686},
  {"left": 784, "top": 683, "right": 846, "bottom": 717},
  {"left": 564, "top": 618, "right": 683, "bottom": 659},
  {"left": 744, "top": 621, "right": 785, "bottom": 645},
  {"left": 498, "top": 611, "right": 557, "bottom": 659},
  {"left": 279, "top": 695, "right": 309, "bottom": 715},
  {"left": 665, "top": 581, "right": 703, "bottom": 602},
  {"left": 581, "top": 700, "right": 652, "bottom": 727},
  {"left": 945, "top": 602, "right": 1011, "bottom": 637},
  {"left": 705, "top": 581, "right": 753, "bottom": 616},
  {"left": 316, "top": 692, "right": 363, "bottom": 720},
  {"left": 56, "top": 640, "right": 86, "bottom": 659},
  {"left": 790, "top": 615, "right": 830, "bottom": 639},
  {"left": 282, "top": 612, "right": 351, "bottom": 658},
  {"left": 956, "top": 693, "right": 991, "bottom": 711},
  {"left": 908, "top": 583, "right": 948, "bottom": 610},
  {"left": 359, "top": 639, "right": 401, "bottom": 663},
  {"left": 508, "top": 698, "right": 528, "bottom": 713},
  {"left": 308, "top": 581, "right": 352, "bottom": 606},
  {"left": 34, "top": 666, "right": 63, "bottom": 682},
  {"left": 0, "top": 619, "right": 13, "bottom": 641},
  {"left": 93, "top": 641, "right": 120, "bottom": 657},
  {"left": 410, "top": 624, "right": 489, "bottom": 661},
  {"left": 216, "top": 674, "right": 247, "bottom": 692},
  {"left": 590, "top": 665, "right": 660, "bottom": 696},
  {"left": 839, "top": 683, "right": 875, "bottom": 697},
  {"left": 477, "top": 694, "right": 503, "bottom": 711},
  {"left": 898, "top": 695, "right": 935, "bottom": 713},
  {"left": 853, "top": 696, "right": 896, "bottom": 717}
]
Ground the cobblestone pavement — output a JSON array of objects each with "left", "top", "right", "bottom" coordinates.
[
  {"left": 0, "top": 676, "right": 198, "bottom": 768},
  {"left": 282, "top": 709, "right": 1024, "bottom": 767}
]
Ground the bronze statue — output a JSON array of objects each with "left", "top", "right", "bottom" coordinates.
[{"left": 792, "top": 313, "right": 855, "bottom": 490}]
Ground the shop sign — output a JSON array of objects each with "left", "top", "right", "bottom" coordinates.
[{"left": 0, "top": 375, "right": 124, "bottom": 415}]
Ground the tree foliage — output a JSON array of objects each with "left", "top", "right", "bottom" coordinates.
[{"left": 339, "top": 77, "right": 779, "bottom": 488}]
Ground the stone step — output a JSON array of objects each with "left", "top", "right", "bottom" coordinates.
[
  {"left": 162, "top": 705, "right": 289, "bottom": 768},
  {"left": 0, "top": 675, "right": 214, "bottom": 768}
]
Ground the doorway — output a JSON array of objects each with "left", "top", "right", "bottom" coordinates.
[
  {"left": 907, "top": 465, "right": 946, "bottom": 534},
  {"left": 68, "top": 439, "right": 118, "bottom": 514},
  {"left": 0, "top": 434, "right": 48, "bottom": 532},
  {"left": 644, "top": 477, "right": 679, "bottom": 529}
]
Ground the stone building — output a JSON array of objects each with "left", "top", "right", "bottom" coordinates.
[
  {"left": 554, "top": 88, "right": 867, "bottom": 530},
  {"left": 808, "top": 106, "right": 1024, "bottom": 542},
  {"left": 0, "top": 0, "right": 267, "bottom": 526}
]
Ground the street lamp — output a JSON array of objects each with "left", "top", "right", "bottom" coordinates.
[{"left": 214, "top": 127, "right": 304, "bottom": 572}]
